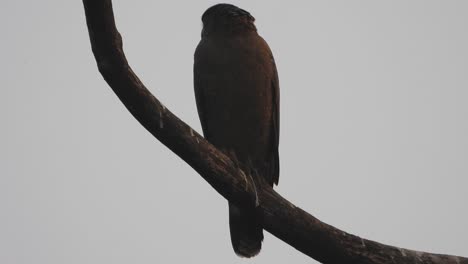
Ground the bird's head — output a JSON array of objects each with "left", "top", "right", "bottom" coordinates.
[{"left": 201, "top": 4, "right": 256, "bottom": 37}]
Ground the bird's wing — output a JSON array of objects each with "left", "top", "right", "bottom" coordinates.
[
  {"left": 270, "top": 54, "right": 280, "bottom": 185},
  {"left": 193, "top": 65, "right": 210, "bottom": 140}
]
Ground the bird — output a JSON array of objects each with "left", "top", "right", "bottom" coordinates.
[{"left": 193, "top": 3, "right": 280, "bottom": 257}]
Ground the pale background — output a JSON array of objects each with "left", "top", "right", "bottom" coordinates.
[{"left": 1, "top": 1, "right": 467, "bottom": 263}]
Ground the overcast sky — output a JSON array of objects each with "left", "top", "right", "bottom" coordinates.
[{"left": 1, "top": 1, "right": 467, "bottom": 263}]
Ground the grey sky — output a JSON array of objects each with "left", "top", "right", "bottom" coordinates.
[{"left": 1, "top": 1, "right": 467, "bottom": 263}]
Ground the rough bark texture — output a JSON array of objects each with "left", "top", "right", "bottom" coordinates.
[{"left": 82, "top": 1, "right": 468, "bottom": 263}]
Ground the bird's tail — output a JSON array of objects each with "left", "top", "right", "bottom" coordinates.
[{"left": 228, "top": 202, "right": 263, "bottom": 257}]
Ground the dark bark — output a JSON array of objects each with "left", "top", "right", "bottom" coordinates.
[{"left": 82, "top": 1, "right": 468, "bottom": 263}]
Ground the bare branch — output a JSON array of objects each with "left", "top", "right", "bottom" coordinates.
[
  {"left": 82, "top": 0, "right": 258, "bottom": 210},
  {"left": 82, "top": 1, "right": 468, "bottom": 263}
]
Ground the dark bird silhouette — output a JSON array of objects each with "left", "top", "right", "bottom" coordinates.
[{"left": 193, "top": 4, "right": 280, "bottom": 257}]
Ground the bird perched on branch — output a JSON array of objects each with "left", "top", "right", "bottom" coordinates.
[{"left": 194, "top": 3, "right": 280, "bottom": 257}]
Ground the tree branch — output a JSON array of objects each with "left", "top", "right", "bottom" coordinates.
[{"left": 82, "top": 1, "right": 468, "bottom": 263}]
